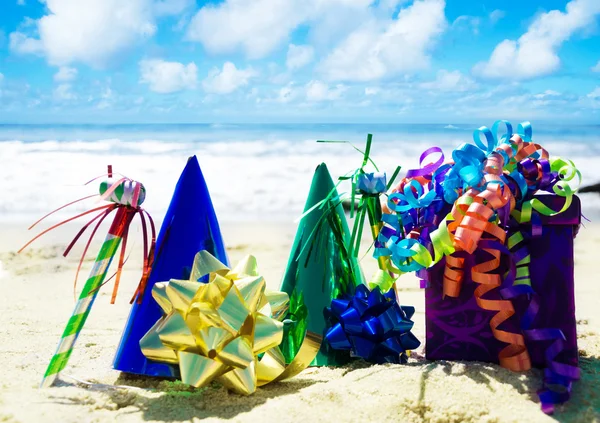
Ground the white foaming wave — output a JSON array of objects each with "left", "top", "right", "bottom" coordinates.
[
  {"left": 2, "top": 139, "right": 197, "bottom": 155},
  {"left": 2, "top": 137, "right": 600, "bottom": 223},
  {"left": 541, "top": 142, "right": 600, "bottom": 156}
]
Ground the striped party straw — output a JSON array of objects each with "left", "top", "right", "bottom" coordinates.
[
  {"left": 19, "top": 166, "right": 155, "bottom": 388},
  {"left": 40, "top": 207, "right": 135, "bottom": 388}
]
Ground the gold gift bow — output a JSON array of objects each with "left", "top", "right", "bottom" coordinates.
[{"left": 140, "top": 251, "right": 321, "bottom": 395}]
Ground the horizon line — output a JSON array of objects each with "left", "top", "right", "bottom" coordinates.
[{"left": 1, "top": 121, "right": 598, "bottom": 126}]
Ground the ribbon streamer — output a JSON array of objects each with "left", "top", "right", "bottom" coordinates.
[
  {"left": 502, "top": 214, "right": 580, "bottom": 414},
  {"left": 140, "top": 251, "right": 321, "bottom": 394},
  {"left": 373, "top": 120, "right": 581, "bottom": 413},
  {"left": 19, "top": 166, "right": 156, "bottom": 388}
]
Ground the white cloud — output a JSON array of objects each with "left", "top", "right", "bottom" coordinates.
[
  {"left": 365, "top": 87, "right": 380, "bottom": 96},
  {"left": 9, "top": 32, "right": 43, "bottom": 55},
  {"left": 489, "top": 9, "right": 505, "bottom": 24},
  {"left": 376, "top": 0, "right": 410, "bottom": 11},
  {"left": 17, "top": 0, "right": 26, "bottom": 5},
  {"left": 9, "top": 0, "right": 157, "bottom": 68},
  {"left": 96, "top": 85, "right": 115, "bottom": 109},
  {"left": 320, "top": 0, "right": 447, "bottom": 81},
  {"left": 202, "top": 62, "right": 257, "bottom": 94},
  {"left": 420, "top": 70, "right": 477, "bottom": 92},
  {"left": 187, "top": 0, "right": 306, "bottom": 59},
  {"left": 153, "top": 0, "right": 195, "bottom": 16},
  {"left": 474, "top": 0, "right": 600, "bottom": 80},
  {"left": 270, "top": 71, "right": 292, "bottom": 85},
  {"left": 246, "top": 87, "right": 260, "bottom": 101},
  {"left": 286, "top": 44, "right": 315, "bottom": 70},
  {"left": 53, "top": 83, "right": 77, "bottom": 101},
  {"left": 185, "top": 0, "right": 415, "bottom": 60},
  {"left": 276, "top": 83, "right": 298, "bottom": 103},
  {"left": 533, "top": 89, "right": 561, "bottom": 99},
  {"left": 452, "top": 15, "right": 480, "bottom": 34},
  {"left": 53, "top": 66, "right": 78, "bottom": 82},
  {"left": 592, "top": 61, "right": 600, "bottom": 72},
  {"left": 307, "top": 0, "right": 381, "bottom": 49},
  {"left": 139, "top": 59, "right": 197, "bottom": 93},
  {"left": 588, "top": 87, "right": 600, "bottom": 99},
  {"left": 305, "top": 80, "right": 347, "bottom": 101}
]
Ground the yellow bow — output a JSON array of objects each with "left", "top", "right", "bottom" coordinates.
[{"left": 140, "top": 251, "right": 321, "bottom": 395}]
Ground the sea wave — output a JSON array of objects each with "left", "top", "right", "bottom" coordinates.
[{"left": 1, "top": 130, "right": 599, "bottom": 223}]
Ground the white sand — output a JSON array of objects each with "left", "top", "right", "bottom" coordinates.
[{"left": 0, "top": 220, "right": 598, "bottom": 423}]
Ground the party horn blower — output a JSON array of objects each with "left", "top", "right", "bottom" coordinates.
[
  {"left": 280, "top": 163, "right": 365, "bottom": 366},
  {"left": 19, "top": 166, "right": 155, "bottom": 388},
  {"left": 317, "top": 135, "right": 400, "bottom": 294},
  {"left": 333, "top": 134, "right": 400, "bottom": 292},
  {"left": 113, "top": 155, "right": 228, "bottom": 377}
]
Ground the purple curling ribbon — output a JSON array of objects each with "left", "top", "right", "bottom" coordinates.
[
  {"left": 377, "top": 120, "right": 580, "bottom": 413},
  {"left": 406, "top": 146, "right": 444, "bottom": 178},
  {"left": 500, "top": 215, "right": 580, "bottom": 415}
]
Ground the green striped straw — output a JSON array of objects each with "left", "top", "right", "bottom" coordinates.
[{"left": 40, "top": 207, "right": 135, "bottom": 388}]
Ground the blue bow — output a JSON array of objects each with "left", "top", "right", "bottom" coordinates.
[{"left": 324, "top": 285, "right": 420, "bottom": 364}]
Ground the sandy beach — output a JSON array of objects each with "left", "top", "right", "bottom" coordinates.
[
  {"left": 0, "top": 219, "right": 598, "bottom": 423},
  {"left": 3, "top": 0, "right": 600, "bottom": 420}
]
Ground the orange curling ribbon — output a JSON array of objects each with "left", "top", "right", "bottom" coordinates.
[
  {"left": 442, "top": 253, "right": 464, "bottom": 298},
  {"left": 451, "top": 137, "right": 520, "bottom": 255},
  {"left": 442, "top": 191, "right": 475, "bottom": 297},
  {"left": 442, "top": 131, "right": 533, "bottom": 372},
  {"left": 471, "top": 222, "right": 531, "bottom": 371}
]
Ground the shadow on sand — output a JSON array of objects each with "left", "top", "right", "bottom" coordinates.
[
  {"left": 46, "top": 341, "right": 599, "bottom": 422},
  {"left": 413, "top": 353, "right": 600, "bottom": 423},
  {"left": 109, "top": 372, "right": 321, "bottom": 421}
]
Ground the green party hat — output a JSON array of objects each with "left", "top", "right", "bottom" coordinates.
[{"left": 280, "top": 163, "right": 365, "bottom": 366}]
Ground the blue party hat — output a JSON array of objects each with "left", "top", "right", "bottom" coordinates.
[{"left": 113, "top": 156, "right": 228, "bottom": 376}]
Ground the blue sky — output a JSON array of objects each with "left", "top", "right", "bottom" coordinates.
[{"left": 0, "top": 0, "right": 599, "bottom": 123}]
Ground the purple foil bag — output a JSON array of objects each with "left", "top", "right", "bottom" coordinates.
[{"left": 425, "top": 195, "right": 581, "bottom": 368}]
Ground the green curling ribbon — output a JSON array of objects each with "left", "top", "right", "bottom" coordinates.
[{"left": 512, "top": 158, "right": 581, "bottom": 224}]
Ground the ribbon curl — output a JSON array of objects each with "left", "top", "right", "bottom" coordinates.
[
  {"left": 374, "top": 120, "right": 581, "bottom": 413},
  {"left": 324, "top": 284, "right": 420, "bottom": 364},
  {"left": 140, "top": 251, "right": 321, "bottom": 395},
  {"left": 502, "top": 212, "right": 581, "bottom": 414},
  {"left": 19, "top": 165, "right": 156, "bottom": 304}
]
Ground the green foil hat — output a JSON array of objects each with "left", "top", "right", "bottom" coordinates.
[{"left": 280, "top": 163, "right": 365, "bottom": 366}]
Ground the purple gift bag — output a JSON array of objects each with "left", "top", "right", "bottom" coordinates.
[{"left": 425, "top": 195, "right": 581, "bottom": 369}]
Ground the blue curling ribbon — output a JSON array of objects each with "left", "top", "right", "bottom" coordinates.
[
  {"left": 473, "top": 119, "right": 513, "bottom": 152},
  {"left": 517, "top": 121, "right": 533, "bottom": 142},
  {"left": 387, "top": 180, "right": 438, "bottom": 213},
  {"left": 324, "top": 285, "right": 420, "bottom": 364},
  {"left": 453, "top": 144, "right": 485, "bottom": 176},
  {"left": 377, "top": 120, "right": 543, "bottom": 277},
  {"left": 508, "top": 170, "right": 529, "bottom": 203},
  {"left": 374, "top": 119, "right": 580, "bottom": 414},
  {"left": 386, "top": 236, "right": 431, "bottom": 272}
]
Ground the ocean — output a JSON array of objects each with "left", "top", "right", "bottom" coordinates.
[{"left": 1, "top": 123, "right": 599, "bottom": 222}]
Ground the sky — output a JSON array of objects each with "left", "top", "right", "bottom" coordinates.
[{"left": 0, "top": 0, "right": 600, "bottom": 124}]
